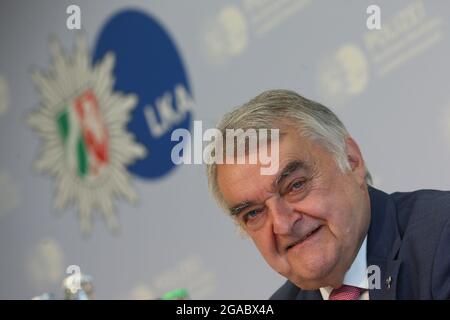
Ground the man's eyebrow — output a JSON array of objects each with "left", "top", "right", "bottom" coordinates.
[
  {"left": 273, "top": 160, "right": 306, "bottom": 189},
  {"left": 229, "top": 201, "right": 255, "bottom": 217}
]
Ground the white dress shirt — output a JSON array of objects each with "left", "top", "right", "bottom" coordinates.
[{"left": 319, "top": 236, "right": 369, "bottom": 300}]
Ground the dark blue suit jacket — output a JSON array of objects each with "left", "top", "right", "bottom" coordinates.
[{"left": 270, "top": 186, "right": 450, "bottom": 300}]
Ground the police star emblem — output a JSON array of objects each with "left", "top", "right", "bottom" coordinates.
[{"left": 28, "top": 35, "right": 146, "bottom": 234}]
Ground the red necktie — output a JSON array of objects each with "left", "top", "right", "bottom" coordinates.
[{"left": 329, "top": 285, "right": 364, "bottom": 300}]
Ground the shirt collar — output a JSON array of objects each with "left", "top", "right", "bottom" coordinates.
[{"left": 319, "top": 235, "right": 368, "bottom": 300}]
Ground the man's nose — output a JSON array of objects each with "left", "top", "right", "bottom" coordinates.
[{"left": 266, "top": 197, "right": 302, "bottom": 235}]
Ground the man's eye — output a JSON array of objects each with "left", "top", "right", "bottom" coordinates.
[
  {"left": 240, "top": 208, "right": 267, "bottom": 230},
  {"left": 290, "top": 180, "right": 305, "bottom": 192},
  {"left": 243, "top": 209, "right": 263, "bottom": 222}
]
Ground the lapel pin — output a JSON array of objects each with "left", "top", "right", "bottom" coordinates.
[{"left": 385, "top": 276, "right": 392, "bottom": 289}]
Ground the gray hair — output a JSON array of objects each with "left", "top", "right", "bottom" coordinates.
[{"left": 206, "top": 89, "right": 372, "bottom": 211}]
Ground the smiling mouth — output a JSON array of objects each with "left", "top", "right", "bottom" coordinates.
[{"left": 286, "top": 225, "right": 323, "bottom": 251}]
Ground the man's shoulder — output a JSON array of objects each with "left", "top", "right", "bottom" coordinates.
[
  {"left": 388, "top": 188, "right": 450, "bottom": 298},
  {"left": 390, "top": 189, "right": 450, "bottom": 233}
]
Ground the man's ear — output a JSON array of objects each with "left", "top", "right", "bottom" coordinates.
[{"left": 345, "top": 136, "right": 366, "bottom": 185}]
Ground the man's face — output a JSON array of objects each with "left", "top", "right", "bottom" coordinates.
[{"left": 216, "top": 129, "right": 370, "bottom": 289}]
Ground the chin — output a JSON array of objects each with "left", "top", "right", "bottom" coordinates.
[
  {"left": 288, "top": 254, "right": 340, "bottom": 289},
  {"left": 292, "top": 279, "right": 323, "bottom": 291}
]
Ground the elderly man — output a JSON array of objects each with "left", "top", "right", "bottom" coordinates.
[{"left": 206, "top": 89, "right": 450, "bottom": 300}]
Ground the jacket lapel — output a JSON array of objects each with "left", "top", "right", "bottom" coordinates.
[{"left": 366, "top": 187, "right": 402, "bottom": 300}]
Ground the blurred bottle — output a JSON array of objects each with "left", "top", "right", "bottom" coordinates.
[
  {"left": 160, "top": 288, "right": 190, "bottom": 300},
  {"left": 62, "top": 273, "right": 94, "bottom": 300}
]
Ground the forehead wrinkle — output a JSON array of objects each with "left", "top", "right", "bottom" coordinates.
[
  {"left": 221, "top": 165, "right": 267, "bottom": 216},
  {"left": 228, "top": 175, "right": 274, "bottom": 216},
  {"left": 227, "top": 172, "right": 276, "bottom": 216}
]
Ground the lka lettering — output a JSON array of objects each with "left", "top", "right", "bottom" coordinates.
[{"left": 144, "top": 84, "right": 193, "bottom": 138}]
